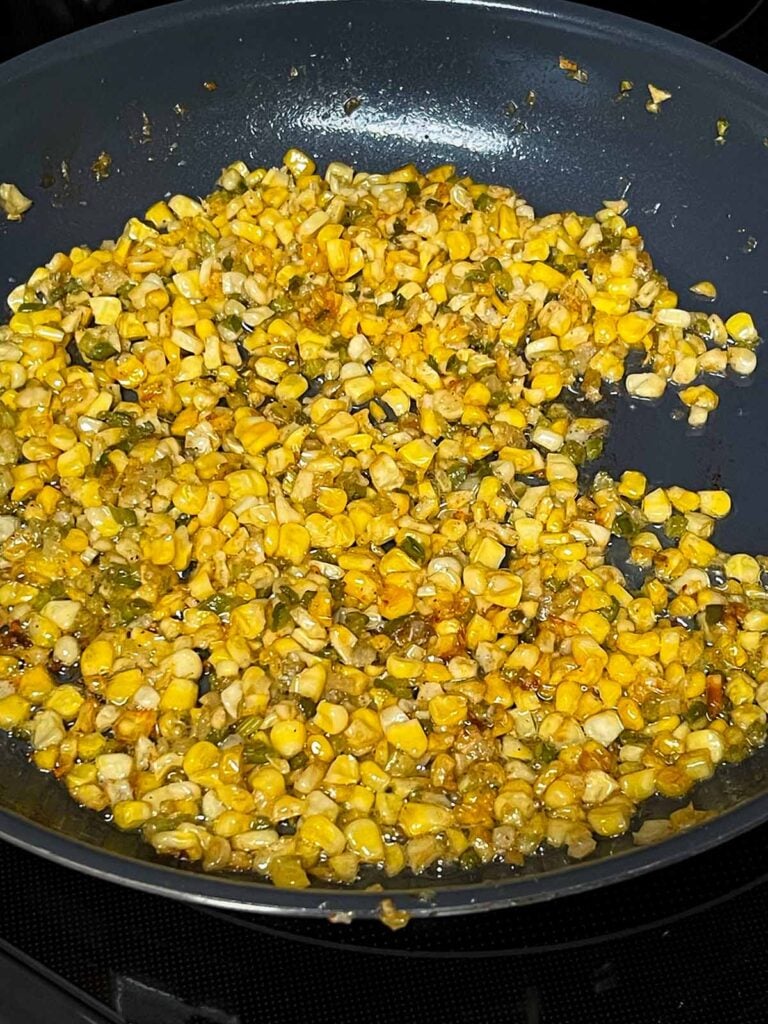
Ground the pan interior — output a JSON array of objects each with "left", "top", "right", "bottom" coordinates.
[{"left": 1, "top": 0, "right": 768, "bottom": 913}]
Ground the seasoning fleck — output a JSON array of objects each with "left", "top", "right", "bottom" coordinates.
[
  {"left": 343, "top": 95, "right": 361, "bottom": 116},
  {"left": 289, "top": 66, "right": 299, "bottom": 79},
  {"left": 525, "top": 90, "right": 536, "bottom": 106},
  {"left": 203, "top": 80, "right": 218, "bottom": 91}
]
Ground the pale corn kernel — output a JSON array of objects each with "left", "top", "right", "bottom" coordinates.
[
  {"left": 729, "top": 346, "right": 757, "bottom": 375},
  {"left": 626, "top": 372, "right": 665, "bottom": 399}
]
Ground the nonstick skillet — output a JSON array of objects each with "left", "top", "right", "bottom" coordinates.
[{"left": 1, "top": 0, "right": 768, "bottom": 918}]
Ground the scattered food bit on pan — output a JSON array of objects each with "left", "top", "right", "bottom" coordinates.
[
  {"left": 559, "top": 56, "right": 588, "bottom": 83},
  {"left": 0, "top": 151, "right": 764, "bottom": 891},
  {"left": 0, "top": 182, "right": 33, "bottom": 221},
  {"left": 203, "top": 80, "right": 218, "bottom": 91},
  {"left": 173, "top": 102, "right": 187, "bottom": 117},
  {"left": 91, "top": 151, "right": 113, "bottom": 182},
  {"left": 343, "top": 95, "right": 362, "bottom": 115},
  {"left": 289, "top": 66, "right": 300, "bottom": 79},
  {"left": 645, "top": 83, "right": 672, "bottom": 114},
  {"left": 140, "top": 112, "right": 152, "bottom": 144},
  {"left": 633, "top": 805, "right": 716, "bottom": 847},
  {"left": 378, "top": 899, "right": 411, "bottom": 931},
  {"left": 715, "top": 118, "right": 729, "bottom": 145},
  {"left": 525, "top": 89, "right": 537, "bottom": 106},
  {"left": 690, "top": 281, "right": 718, "bottom": 301}
]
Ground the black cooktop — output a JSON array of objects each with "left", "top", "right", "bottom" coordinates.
[{"left": 2, "top": 3, "right": 768, "bottom": 1023}]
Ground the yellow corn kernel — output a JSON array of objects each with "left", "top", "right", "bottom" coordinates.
[
  {"left": 399, "top": 438, "right": 436, "bottom": 469},
  {"left": 725, "top": 311, "right": 757, "bottom": 344},
  {"left": 678, "top": 533, "right": 717, "bottom": 567},
  {"left": 385, "top": 718, "right": 428, "bottom": 758},
  {"left": 724, "top": 553, "right": 760, "bottom": 584},
  {"left": 399, "top": 801, "right": 452, "bottom": 837},
  {"left": 642, "top": 488, "right": 671, "bottom": 524},
  {"left": 616, "top": 632, "right": 660, "bottom": 657},
  {"left": 113, "top": 800, "right": 152, "bottom": 830},
  {"left": 159, "top": 678, "right": 198, "bottom": 711},
  {"left": 44, "top": 685, "right": 84, "bottom": 719},
  {"left": 270, "top": 856, "right": 310, "bottom": 889},
  {"left": 57, "top": 443, "right": 90, "bottom": 478},
  {"left": 80, "top": 639, "right": 114, "bottom": 679},
  {"left": 298, "top": 814, "right": 346, "bottom": 855},
  {"left": 270, "top": 719, "right": 306, "bottom": 757},
  {"left": 445, "top": 231, "right": 472, "bottom": 261},
  {"left": 345, "top": 819, "right": 385, "bottom": 861},
  {"left": 428, "top": 695, "right": 468, "bottom": 728},
  {"left": 470, "top": 536, "right": 506, "bottom": 569},
  {"left": 0, "top": 694, "right": 31, "bottom": 730},
  {"left": 698, "top": 490, "right": 731, "bottom": 519},
  {"left": 314, "top": 701, "right": 349, "bottom": 735}
]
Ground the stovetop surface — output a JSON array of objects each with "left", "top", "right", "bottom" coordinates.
[{"left": 2, "top": 2, "right": 768, "bottom": 1023}]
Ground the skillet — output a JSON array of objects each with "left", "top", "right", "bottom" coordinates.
[{"left": 1, "top": 0, "right": 768, "bottom": 918}]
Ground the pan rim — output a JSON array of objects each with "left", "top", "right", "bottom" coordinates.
[{"left": 1, "top": 0, "right": 768, "bottom": 916}]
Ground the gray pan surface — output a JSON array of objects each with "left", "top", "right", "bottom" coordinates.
[{"left": 1, "top": 0, "right": 768, "bottom": 917}]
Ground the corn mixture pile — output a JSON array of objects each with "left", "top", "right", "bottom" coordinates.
[{"left": 0, "top": 151, "right": 765, "bottom": 888}]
